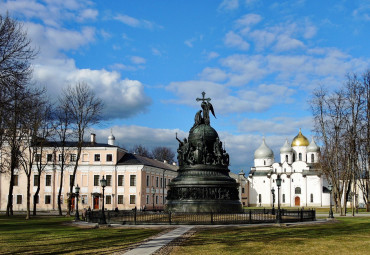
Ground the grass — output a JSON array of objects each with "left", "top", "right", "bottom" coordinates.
[
  {"left": 0, "top": 216, "right": 165, "bottom": 254},
  {"left": 174, "top": 217, "right": 370, "bottom": 255}
]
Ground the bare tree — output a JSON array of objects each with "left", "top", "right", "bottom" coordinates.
[
  {"left": 152, "top": 146, "right": 175, "bottom": 163},
  {"left": 0, "top": 13, "right": 37, "bottom": 216},
  {"left": 18, "top": 88, "right": 50, "bottom": 219},
  {"left": 131, "top": 144, "right": 151, "bottom": 158},
  {"left": 60, "top": 82, "right": 103, "bottom": 215}
]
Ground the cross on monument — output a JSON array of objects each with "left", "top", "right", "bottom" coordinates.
[{"left": 196, "top": 91, "right": 211, "bottom": 103}]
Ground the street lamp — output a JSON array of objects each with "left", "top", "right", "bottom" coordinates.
[
  {"left": 74, "top": 184, "right": 80, "bottom": 221},
  {"left": 271, "top": 187, "right": 275, "bottom": 215},
  {"left": 328, "top": 184, "right": 334, "bottom": 218},
  {"left": 276, "top": 174, "right": 282, "bottom": 223},
  {"left": 99, "top": 175, "right": 107, "bottom": 224},
  {"left": 152, "top": 186, "right": 155, "bottom": 211}
]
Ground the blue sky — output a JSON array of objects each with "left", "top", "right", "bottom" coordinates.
[{"left": 1, "top": 0, "right": 370, "bottom": 172}]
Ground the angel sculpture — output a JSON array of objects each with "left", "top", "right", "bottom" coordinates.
[{"left": 195, "top": 91, "right": 216, "bottom": 126}]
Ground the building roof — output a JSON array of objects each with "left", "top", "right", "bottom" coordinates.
[
  {"left": 117, "top": 152, "right": 178, "bottom": 172},
  {"left": 280, "top": 139, "right": 293, "bottom": 154},
  {"left": 307, "top": 138, "right": 320, "bottom": 153},
  {"left": 291, "top": 129, "right": 309, "bottom": 147}
]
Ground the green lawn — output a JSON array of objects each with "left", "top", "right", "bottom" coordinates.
[
  {"left": 0, "top": 216, "right": 165, "bottom": 254},
  {"left": 174, "top": 217, "right": 370, "bottom": 255}
]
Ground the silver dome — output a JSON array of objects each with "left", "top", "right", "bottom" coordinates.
[
  {"left": 307, "top": 138, "right": 320, "bottom": 153},
  {"left": 280, "top": 139, "right": 293, "bottom": 154},
  {"left": 254, "top": 138, "right": 274, "bottom": 159}
]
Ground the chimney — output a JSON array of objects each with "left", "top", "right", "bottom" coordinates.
[{"left": 90, "top": 133, "right": 96, "bottom": 144}]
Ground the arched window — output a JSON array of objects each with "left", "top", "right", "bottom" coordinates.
[
  {"left": 299, "top": 153, "right": 302, "bottom": 161},
  {"left": 311, "top": 154, "right": 314, "bottom": 163},
  {"left": 310, "top": 193, "right": 313, "bottom": 203},
  {"left": 264, "top": 160, "right": 266, "bottom": 165},
  {"left": 293, "top": 154, "right": 296, "bottom": 162},
  {"left": 295, "top": 187, "right": 301, "bottom": 194},
  {"left": 285, "top": 155, "right": 288, "bottom": 162},
  {"left": 258, "top": 194, "right": 262, "bottom": 203}
]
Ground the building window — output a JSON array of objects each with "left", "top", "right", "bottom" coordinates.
[
  {"left": 82, "top": 154, "right": 88, "bottom": 162},
  {"left": 160, "top": 177, "right": 163, "bottom": 188},
  {"left": 35, "top": 154, "right": 41, "bottom": 162},
  {"left": 106, "top": 175, "right": 112, "bottom": 186},
  {"left": 70, "top": 154, "right": 77, "bottom": 162},
  {"left": 118, "top": 195, "right": 124, "bottom": 204},
  {"left": 13, "top": 175, "right": 18, "bottom": 186},
  {"left": 130, "top": 195, "right": 136, "bottom": 204},
  {"left": 293, "top": 154, "right": 296, "bottom": 162},
  {"left": 106, "top": 195, "right": 111, "bottom": 205},
  {"left": 295, "top": 187, "right": 301, "bottom": 194},
  {"left": 47, "top": 154, "right": 53, "bottom": 162},
  {"left": 45, "top": 175, "right": 51, "bottom": 186},
  {"left": 299, "top": 153, "right": 302, "bottom": 161},
  {"left": 34, "top": 195, "right": 39, "bottom": 204},
  {"left": 58, "top": 154, "right": 64, "bottom": 162},
  {"left": 146, "top": 195, "right": 150, "bottom": 204},
  {"left": 264, "top": 160, "right": 266, "bottom": 165},
  {"left": 94, "top": 175, "right": 100, "bottom": 186},
  {"left": 292, "top": 179, "right": 294, "bottom": 182},
  {"left": 94, "top": 154, "right": 100, "bottom": 162},
  {"left": 283, "top": 194, "right": 285, "bottom": 203},
  {"left": 155, "top": 195, "right": 158, "bottom": 204},
  {"left": 82, "top": 195, "right": 87, "bottom": 205},
  {"left": 146, "top": 175, "right": 150, "bottom": 186},
  {"left": 106, "top": 154, "right": 113, "bottom": 162},
  {"left": 70, "top": 175, "right": 74, "bottom": 186},
  {"left": 118, "top": 175, "right": 124, "bottom": 186},
  {"left": 273, "top": 179, "right": 275, "bottom": 183},
  {"left": 130, "top": 175, "right": 136, "bottom": 186},
  {"left": 45, "top": 195, "right": 51, "bottom": 204},
  {"left": 311, "top": 154, "right": 314, "bottom": 163},
  {"left": 258, "top": 194, "right": 261, "bottom": 203},
  {"left": 284, "top": 168, "right": 286, "bottom": 172},
  {"left": 285, "top": 155, "right": 288, "bottom": 162},
  {"left": 310, "top": 193, "right": 314, "bottom": 203},
  {"left": 156, "top": 177, "right": 159, "bottom": 187},
  {"left": 242, "top": 187, "right": 245, "bottom": 193},
  {"left": 16, "top": 195, "right": 22, "bottom": 204}
]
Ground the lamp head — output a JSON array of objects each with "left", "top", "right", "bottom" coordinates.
[
  {"left": 276, "top": 174, "right": 282, "bottom": 187},
  {"left": 75, "top": 184, "right": 80, "bottom": 194},
  {"left": 100, "top": 175, "right": 107, "bottom": 188}
]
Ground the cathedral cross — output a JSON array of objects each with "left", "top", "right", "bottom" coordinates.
[{"left": 196, "top": 91, "right": 211, "bottom": 103}]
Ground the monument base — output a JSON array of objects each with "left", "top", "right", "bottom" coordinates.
[{"left": 166, "top": 199, "right": 242, "bottom": 213}]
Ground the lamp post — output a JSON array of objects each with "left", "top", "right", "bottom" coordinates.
[
  {"left": 152, "top": 186, "right": 155, "bottom": 211},
  {"left": 328, "top": 184, "right": 334, "bottom": 218},
  {"left": 271, "top": 187, "right": 275, "bottom": 215},
  {"left": 99, "top": 175, "right": 107, "bottom": 224},
  {"left": 74, "top": 185, "right": 80, "bottom": 221},
  {"left": 276, "top": 174, "right": 282, "bottom": 223}
]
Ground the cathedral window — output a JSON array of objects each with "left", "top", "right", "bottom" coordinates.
[
  {"left": 293, "top": 154, "right": 296, "bottom": 162},
  {"left": 311, "top": 154, "right": 314, "bottom": 163},
  {"left": 282, "top": 194, "right": 285, "bottom": 203},
  {"left": 299, "top": 153, "right": 302, "bottom": 161},
  {"left": 258, "top": 194, "right": 262, "bottom": 203},
  {"left": 284, "top": 168, "right": 286, "bottom": 172},
  {"left": 310, "top": 193, "right": 313, "bottom": 203},
  {"left": 292, "top": 179, "right": 294, "bottom": 182},
  {"left": 285, "top": 155, "right": 288, "bottom": 162},
  {"left": 295, "top": 187, "right": 301, "bottom": 194},
  {"left": 264, "top": 160, "right": 266, "bottom": 165}
]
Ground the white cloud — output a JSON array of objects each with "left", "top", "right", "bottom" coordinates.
[
  {"left": 218, "top": 0, "right": 239, "bottom": 11},
  {"left": 236, "top": 14, "right": 262, "bottom": 27},
  {"left": 184, "top": 38, "right": 196, "bottom": 48},
  {"left": 131, "top": 56, "right": 146, "bottom": 64},
  {"left": 274, "top": 35, "right": 304, "bottom": 51},
  {"left": 114, "top": 14, "right": 160, "bottom": 29},
  {"left": 224, "top": 31, "right": 250, "bottom": 50},
  {"left": 152, "top": 48, "right": 162, "bottom": 56},
  {"left": 199, "top": 67, "right": 228, "bottom": 82},
  {"left": 206, "top": 51, "right": 220, "bottom": 60}
]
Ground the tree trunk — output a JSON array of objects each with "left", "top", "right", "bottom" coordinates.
[
  {"left": 33, "top": 174, "right": 41, "bottom": 216},
  {"left": 6, "top": 169, "right": 15, "bottom": 216},
  {"left": 58, "top": 168, "right": 64, "bottom": 216},
  {"left": 26, "top": 173, "right": 31, "bottom": 220}
]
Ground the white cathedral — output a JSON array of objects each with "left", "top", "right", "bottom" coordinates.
[{"left": 248, "top": 129, "right": 331, "bottom": 207}]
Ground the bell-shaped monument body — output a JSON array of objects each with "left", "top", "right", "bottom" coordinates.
[{"left": 166, "top": 92, "right": 242, "bottom": 213}]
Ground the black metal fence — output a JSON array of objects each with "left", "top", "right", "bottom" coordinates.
[{"left": 85, "top": 208, "right": 316, "bottom": 225}]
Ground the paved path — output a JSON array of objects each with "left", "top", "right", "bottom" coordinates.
[{"left": 123, "top": 225, "right": 194, "bottom": 255}]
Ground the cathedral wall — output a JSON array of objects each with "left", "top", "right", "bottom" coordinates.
[
  {"left": 254, "top": 158, "right": 274, "bottom": 167},
  {"left": 292, "top": 146, "right": 307, "bottom": 162}
]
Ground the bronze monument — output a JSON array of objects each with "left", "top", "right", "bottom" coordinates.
[{"left": 166, "top": 92, "right": 242, "bottom": 213}]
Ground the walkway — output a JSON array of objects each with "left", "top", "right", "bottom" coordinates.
[{"left": 123, "top": 225, "right": 194, "bottom": 255}]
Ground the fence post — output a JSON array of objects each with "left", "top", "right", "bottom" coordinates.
[
  {"left": 300, "top": 209, "right": 303, "bottom": 222},
  {"left": 211, "top": 212, "right": 214, "bottom": 224},
  {"left": 134, "top": 206, "right": 137, "bottom": 225},
  {"left": 249, "top": 210, "right": 252, "bottom": 223},
  {"left": 107, "top": 211, "right": 111, "bottom": 224},
  {"left": 169, "top": 211, "right": 172, "bottom": 225}
]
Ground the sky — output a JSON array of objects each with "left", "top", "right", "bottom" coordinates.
[{"left": 1, "top": 0, "right": 370, "bottom": 173}]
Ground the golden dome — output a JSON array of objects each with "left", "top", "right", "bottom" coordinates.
[{"left": 291, "top": 129, "right": 309, "bottom": 147}]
